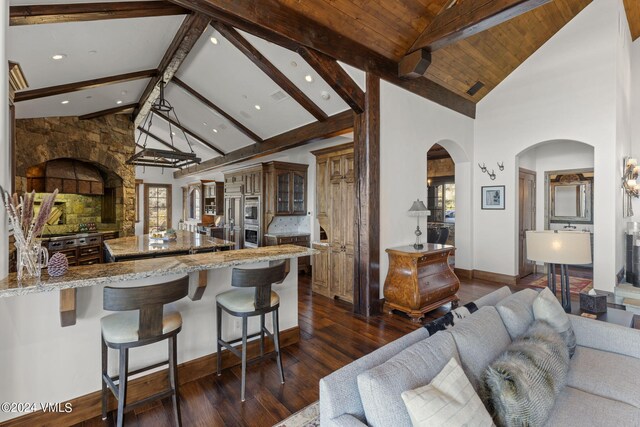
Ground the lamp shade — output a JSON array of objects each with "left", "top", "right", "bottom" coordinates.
[
  {"left": 526, "top": 231, "right": 592, "bottom": 265},
  {"left": 408, "top": 199, "right": 430, "bottom": 217}
]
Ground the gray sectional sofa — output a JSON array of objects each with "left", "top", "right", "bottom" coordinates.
[{"left": 319, "top": 287, "right": 640, "bottom": 426}]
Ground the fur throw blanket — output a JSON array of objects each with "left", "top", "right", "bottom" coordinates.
[{"left": 480, "top": 320, "right": 570, "bottom": 427}]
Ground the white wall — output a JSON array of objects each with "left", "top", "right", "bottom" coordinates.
[
  {"left": 474, "top": 0, "right": 623, "bottom": 291},
  {"left": 1, "top": 3, "right": 8, "bottom": 280},
  {"left": 380, "top": 80, "right": 475, "bottom": 294},
  {"left": 518, "top": 141, "right": 595, "bottom": 233}
]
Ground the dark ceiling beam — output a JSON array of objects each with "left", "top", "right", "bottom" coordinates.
[
  {"left": 173, "top": 110, "right": 353, "bottom": 178},
  {"left": 166, "top": 0, "right": 475, "bottom": 118},
  {"left": 212, "top": 21, "right": 328, "bottom": 122},
  {"left": 151, "top": 109, "right": 225, "bottom": 156},
  {"left": 14, "top": 69, "right": 156, "bottom": 102},
  {"left": 133, "top": 12, "right": 211, "bottom": 126},
  {"left": 296, "top": 47, "right": 364, "bottom": 114},
  {"left": 10, "top": 1, "right": 189, "bottom": 26},
  {"left": 409, "top": 0, "right": 551, "bottom": 53},
  {"left": 137, "top": 126, "right": 181, "bottom": 152},
  {"left": 171, "top": 77, "right": 263, "bottom": 143},
  {"left": 79, "top": 103, "right": 137, "bottom": 120}
]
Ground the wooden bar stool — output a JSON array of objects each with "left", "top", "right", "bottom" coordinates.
[
  {"left": 100, "top": 276, "right": 189, "bottom": 427},
  {"left": 216, "top": 261, "right": 287, "bottom": 402}
]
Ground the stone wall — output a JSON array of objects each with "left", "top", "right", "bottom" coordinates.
[{"left": 15, "top": 115, "right": 136, "bottom": 235}]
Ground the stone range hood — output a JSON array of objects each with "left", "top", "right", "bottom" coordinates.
[{"left": 26, "top": 159, "right": 104, "bottom": 195}]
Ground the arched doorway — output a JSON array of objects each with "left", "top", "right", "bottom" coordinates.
[
  {"left": 516, "top": 140, "right": 595, "bottom": 282},
  {"left": 426, "top": 144, "right": 455, "bottom": 248}
]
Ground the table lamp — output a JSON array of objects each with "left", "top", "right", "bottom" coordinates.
[
  {"left": 408, "top": 199, "right": 430, "bottom": 250},
  {"left": 526, "top": 230, "right": 592, "bottom": 312}
]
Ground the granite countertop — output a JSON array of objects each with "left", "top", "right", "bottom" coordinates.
[
  {"left": 0, "top": 245, "right": 319, "bottom": 298},
  {"left": 264, "top": 232, "right": 311, "bottom": 238},
  {"left": 104, "top": 230, "right": 234, "bottom": 258},
  {"left": 312, "top": 241, "right": 330, "bottom": 247}
]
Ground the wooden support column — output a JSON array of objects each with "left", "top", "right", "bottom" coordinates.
[
  {"left": 188, "top": 270, "right": 208, "bottom": 300},
  {"left": 353, "top": 73, "right": 381, "bottom": 316},
  {"left": 60, "top": 288, "right": 77, "bottom": 327}
]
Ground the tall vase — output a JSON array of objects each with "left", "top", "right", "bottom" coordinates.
[{"left": 16, "top": 241, "right": 49, "bottom": 282}]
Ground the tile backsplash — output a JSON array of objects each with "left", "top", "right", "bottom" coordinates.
[{"left": 268, "top": 216, "right": 311, "bottom": 234}]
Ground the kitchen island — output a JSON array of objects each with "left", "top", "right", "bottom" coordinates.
[
  {"left": 0, "top": 244, "right": 316, "bottom": 424},
  {"left": 103, "top": 230, "right": 235, "bottom": 262}
]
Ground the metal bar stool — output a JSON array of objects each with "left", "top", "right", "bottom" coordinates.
[
  {"left": 216, "top": 261, "right": 287, "bottom": 402},
  {"left": 101, "top": 276, "right": 189, "bottom": 427}
]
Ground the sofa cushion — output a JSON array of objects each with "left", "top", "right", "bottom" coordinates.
[
  {"left": 480, "top": 320, "right": 569, "bottom": 427},
  {"left": 401, "top": 357, "right": 493, "bottom": 427},
  {"left": 533, "top": 287, "right": 576, "bottom": 357},
  {"left": 319, "top": 327, "right": 430, "bottom": 426},
  {"left": 567, "top": 346, "right": 640, "bottom": 409},
  {"left": 545, "top": 386, "right": 640, "bottom": 426},
  {"left": 449, "top": 306, "right": 511, "bottom": 390},
  {"left": 357, "top": 331, "right": 459, "bottom": 427},
  {"left": 495, "top": 288, "right": 538, "bottom": 339}
]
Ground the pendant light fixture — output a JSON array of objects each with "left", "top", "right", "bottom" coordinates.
[{"left": 127, "top": 81, "right": 201, "bottom": 169}]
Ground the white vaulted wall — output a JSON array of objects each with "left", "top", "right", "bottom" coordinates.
[{"left": 474, "top": 0, "right": 628, "bottom": 292}]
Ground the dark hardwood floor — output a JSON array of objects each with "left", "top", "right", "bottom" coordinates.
[{"left": 75, "top": 274, "right": 548, "bottom": 426}]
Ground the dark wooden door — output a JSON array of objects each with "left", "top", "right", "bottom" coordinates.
[{"left": 519, "top": 168, "right": 536, "bottom": 278}]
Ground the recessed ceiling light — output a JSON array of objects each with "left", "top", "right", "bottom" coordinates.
[
  {"left": 254, "top": 104, "right": 261, "bottom": 110},
  {"left": 52, "top": 54, "right": 67, "bottom": 60},
  {"left": 212, "top": 128, "right": 218, "bottom": 133},
  {"left": 210, "top": 36, "right": 219, "bottom": 45},
  {"left": 203, "top": 122, "right": 207, "bottom": 126},
  {"left": 61, "top": 100, "right": 70, "bottom": 105},
  {"left": 305, "top": 74, "right": 314, "bottom": 83},
  {"left": 291, "top": 61, "right": 298, "bottom": 67},
  {"left": 116, "top": 100, "right": 123, "bottom": 105},
  {"left": 171, "top": 131, "right": 176, "bottom": 136}
]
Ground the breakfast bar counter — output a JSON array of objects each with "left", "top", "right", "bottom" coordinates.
[{"left": 103, "top": 230, "right": 235, "bottom": 261}]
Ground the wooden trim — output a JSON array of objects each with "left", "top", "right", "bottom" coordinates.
[
  {"left": 9, "top": 105, "right": 16, "bottom": 194},
  {"left": 173, "top": 110, "right": 354, "bottom": 178},
  {"left": 8, "top": 62, "right": 28, "bottom": 102},
  {"left": 296, "top": 47, "right": 365, "bottom": 114},
  {"left": 353, "top": 74, "right": 380, "bottom": 316},
  {"left": 472, "top": 269, "right": 519, "bottom": 285},
  {"left": 150, "top": 109, "right": 225, "bottom": 156},
  {"left": 171, "top": 77, "right": 262, "bottom": 143},
  {"left": 144, "top": 183, "right": 173, "bottom": 234},
  {"left": 14, "top": 69, "right": 156, "bottom": 102},
  {"left": 166, "top": 0, "right": 476, "bottom": 118},
  {"left": 133, "top": 12, "right": 211, "bottom": 126},
  {"left": 10, "top": 1, "right": 189, "bottom": 26},
  {"left": 59, "top": 288, "right": 77, "bottom": 327},
  {"left": 213, "top": 22, "right": 328, "bottom": 122},
  {"left": 408, "top": 0, "right": 550, "bottom": 53},
  {"left": 0, "top": 326, "right": 300, "bottom": 426},
  {"left": 78, "top": 103, "right": 137, "bottom": 120},
  {"left": 188, "top": 270, "right": 208, "bottom": 300},
  {"left": 454, "top": 268, "right": 473, "bottom": 280}
]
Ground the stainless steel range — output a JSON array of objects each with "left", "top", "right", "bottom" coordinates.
[{"left": 46, "top": 233, "right": 103, "bottom": 251}]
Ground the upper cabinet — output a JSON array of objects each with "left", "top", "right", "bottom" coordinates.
[
  {"left": 203, "top": 181, "right": 224, "bottom": 216},
  {"left": 264, "top": 161, "right": 308, "bottom": 229}
]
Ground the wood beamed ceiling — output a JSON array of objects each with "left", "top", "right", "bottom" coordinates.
[{"left": 11, "top": 0, "right": 638, "bottom": 172}]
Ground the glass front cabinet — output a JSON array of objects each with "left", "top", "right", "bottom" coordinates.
[{"left": 265, "top": 161, "right": 308, "bottom": 218}]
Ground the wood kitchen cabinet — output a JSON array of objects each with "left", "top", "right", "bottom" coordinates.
[
  {"left": 264, "top": 234, "right": 310, "bottom": 273},
  {"left": 311, "top": 143, "right": 355, "bottom": 303},
  {"left": 263, "top": 161, "right": 308, "bottom": 230},
  {"left": 203, "top": 181, "right": 224, "bottom": 216}
]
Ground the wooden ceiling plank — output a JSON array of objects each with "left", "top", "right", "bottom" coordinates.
[
  {"left": 150, "top": 109, "right": 226, "bottom": 156},
  {"left": 171, "top": 77, "right": 263, "bottom": 143},
  {"left": 79, "top": 103, "right": 138, "bottom": 120},
  {"left": 408, "top": 0, "right": 552, "bottom": 53},
  {"left": 167, "top": 0, "right": 475, "bottom": 118},
  {"left": 14, "top": 69, "right": 156, "bottom": 102},
  {"left": 296, "top": 47, "right": 365, "bottom": 113},
  {"left": 9, "top": 1, "right": 189, "bottom": 26},
  {"left": 173, "top": 110, "right": 354, "bottom": 178},
  {"left": 137, "top": 126, "right": 182, "bottom": 152},
  {"left": 211, "top": 21, "right": 328, "bottom": 122},
  {"left": 133, "top": 12, "right": 211, "bottom": 126}
]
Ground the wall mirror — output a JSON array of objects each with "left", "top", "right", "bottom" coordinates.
[{"left": 547, "top": 170, "right": 593, "bottom": 224}]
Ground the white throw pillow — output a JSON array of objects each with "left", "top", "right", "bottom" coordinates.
[
  {"left": 532, "top": 287, "right": 577, "bottom": 357},
  {"left": 401, "top": 357, "right": 494, "bottom": 427}
]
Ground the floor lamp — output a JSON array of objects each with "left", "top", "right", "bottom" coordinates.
[{"left": 526, "top": 230, "right": 592, "bottom": 312}]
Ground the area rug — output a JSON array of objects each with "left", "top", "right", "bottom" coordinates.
[
  {"left": 528, "top": 275, "right": 592, "bottom": 295},
  {"left": 273, "top": 401, "right": 319, "bottom": 427}
]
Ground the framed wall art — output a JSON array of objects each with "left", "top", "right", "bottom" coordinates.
[{"left": 481, "top": 185, "right": 505, "bottom": 210}]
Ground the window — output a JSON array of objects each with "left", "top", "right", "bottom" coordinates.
[
  {"left": 427, "top": 177, "right": 455, "bottom": 223},
  {"left": 145, "top": 184, "right": 172, "bottom": 234},
  {"left": 188, "top": 185, "right": 202, "bottom": 221}
]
